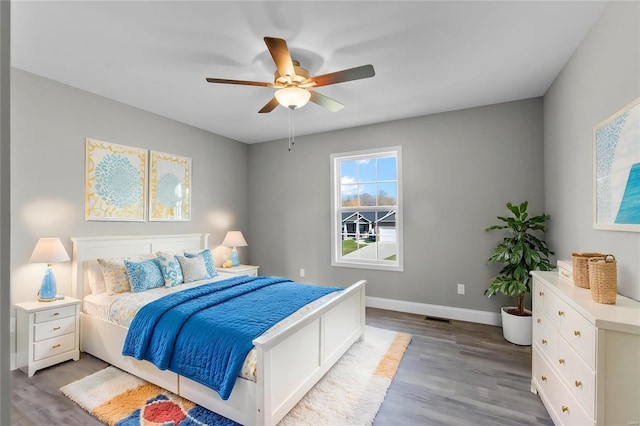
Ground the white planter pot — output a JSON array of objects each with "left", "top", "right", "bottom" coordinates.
[{"left": 501, "top": 307, "right": 532, "bottom": 346}]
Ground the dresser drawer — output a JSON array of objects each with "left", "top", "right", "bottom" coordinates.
[
  {"left": 34, "top": 315, "right": 75, "bottom": 342},
  {"left": 558, "top": 338, "right": 595, "bottom": 415},
  {"left": 34, "top": 305, "right": 76, "bottom": 323},
  {"left": 534, "top": 350, "right": 594, "bottom": 426},
  {"left": 33, "top": 332, "right": 76, "bottom": 361},
  {"left": 559, "top": 307, "right": 595, "bottom": 367},
  {"left": 535, "top": 312, "right": 559, "bottom": 361}
]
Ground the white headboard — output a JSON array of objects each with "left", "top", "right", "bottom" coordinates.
[{"left": 71, "top": 233, "right": 209, "bottom": 299}]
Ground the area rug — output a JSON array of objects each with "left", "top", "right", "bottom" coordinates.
[{"left": 61, "top": 325, "right": 411, "bottom": 426}]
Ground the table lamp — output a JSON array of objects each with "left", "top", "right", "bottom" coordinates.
[
  {"left": 222, "top": 231, "right": 248, "bottom": 267},
  {"left": 29, "top": 237, "right": 70, "bottom": 301}
]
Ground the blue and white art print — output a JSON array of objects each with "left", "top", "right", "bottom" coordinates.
[
  {"left": 149, "top": 151, "right": 191, "bottom": 221},
  {"left": 594, "top": 98, "right": 640, "bottom": 232},
  {"left": 85, "top": 138, "right": 147, "bottom": 221}
]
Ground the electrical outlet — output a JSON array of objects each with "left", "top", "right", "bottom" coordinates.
[
  {"left": 300, "top": 268, "right": 305, "bottom": 277},
  {"left": 457, "top": 284, "right": 465, "bottom": 295}
]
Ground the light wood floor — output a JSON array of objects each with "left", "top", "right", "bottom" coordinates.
[{"left": 11, "top": 308, "right": 552, "bottom": 425}]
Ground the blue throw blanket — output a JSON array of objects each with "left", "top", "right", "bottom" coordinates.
[{"left": 122, "top": 275, "right": 341, "bottom": 400}]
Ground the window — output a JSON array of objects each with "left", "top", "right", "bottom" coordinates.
[{"left": 331, "top": 146, "right": 403, "bottom": 271}]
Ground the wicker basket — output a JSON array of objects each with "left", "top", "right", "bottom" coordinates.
[
  {"left": 571, "top": 252, "right": 605, "bottom": 288},
  {"left": 588, "top": 255, "right": 617, "bottom": 304}
]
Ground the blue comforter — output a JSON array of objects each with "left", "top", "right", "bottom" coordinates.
[{"left": 122, "top": 275, "right": 341, "bottom": 400}]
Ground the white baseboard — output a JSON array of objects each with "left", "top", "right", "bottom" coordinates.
[{"left": 366, "top": 296, "right": 501, "bottom": 326}]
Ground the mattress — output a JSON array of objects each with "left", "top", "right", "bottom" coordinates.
[{"left": 83, "top": 273, "right": 341, "bottom": 381}]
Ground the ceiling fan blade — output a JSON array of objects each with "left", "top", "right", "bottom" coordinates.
[
  {"left": 264, "top": 37, "right": 296, "bottom": 80},
  {"left": 258, "top": 97, "right": 280, "bottom": 114},
  {"left": 206, "top": 77, "right": 273, "bottom": 87},
  {"left": 309, "top": 64, "right": 375, "bottom": 87},
  {"left": 310, "top": 91, "right": 344, "bottom": 112}
]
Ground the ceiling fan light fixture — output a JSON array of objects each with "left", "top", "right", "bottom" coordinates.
[{"left": 275, "top": 87, "right": 311, "bottom": 109}]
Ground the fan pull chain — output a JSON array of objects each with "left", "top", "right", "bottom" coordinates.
[{"left": 288, "top": 106, "right": 296, "bottom": 151}]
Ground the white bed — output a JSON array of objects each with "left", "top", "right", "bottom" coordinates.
[{"left": 71, "top": 233, "right": 366, "bottom": 426}]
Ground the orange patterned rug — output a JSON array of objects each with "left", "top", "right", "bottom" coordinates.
[{"left": 61, "top": 325, "right": 411, "bottom": 426}]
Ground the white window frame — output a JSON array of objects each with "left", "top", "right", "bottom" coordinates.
[{"left": 330, "top": 146, "right": 403, "bottom": 272}]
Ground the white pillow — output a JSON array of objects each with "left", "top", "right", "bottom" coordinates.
[
  {"left": 176, "top": 255, "right": 209, "bottom": 283},
  {"left": 86, "top": 260, "right": 106, "bottom": 294}
]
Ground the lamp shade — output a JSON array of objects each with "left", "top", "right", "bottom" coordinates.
[
  {"left": 275, "top": 87, "right": 311, "bottom": 109},
  {"left": 222, "top": 231, "right": 248, "bottom": 248},
  {"left": 29, "top": 238, "right": 70, "bottom": 264}
]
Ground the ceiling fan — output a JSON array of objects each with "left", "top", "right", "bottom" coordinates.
[{"left": 206, "top": 37, "right": 375, "bottom": 113}]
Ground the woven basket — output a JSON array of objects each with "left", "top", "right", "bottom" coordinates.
[
  {"left": 588, "top": 255, "right": 617, "bottom": 304},
  {"left": 571, "top": 252, "right": 605, "bottom": 288}
]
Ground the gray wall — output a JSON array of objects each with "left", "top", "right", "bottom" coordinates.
[
  {"left": 248, "top": 98, "right": 545, "bottom": 313},
  {"left": 10, "top": 69, "right": 250, "bottom": 320},
  {"left": 544, "top": 1, "right": 640, "bottom": 301},
  {"left": 1, "top": 1, "right": 11, "bottom": 422}
]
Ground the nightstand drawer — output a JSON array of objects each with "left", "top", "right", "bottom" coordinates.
[
  {"left": 34, "top": 305, "right": 76, "bottom": 323},
  {"left": 34, "top": 315, "right": 75, "bottom": 342},
  {"left": 33, "top": 333, "right": 76, "bottom": 361}
]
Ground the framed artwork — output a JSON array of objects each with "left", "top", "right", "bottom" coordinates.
[
  {"left": 85, "top": 138, "right": 147, "bottom": 221},
  {"left": 593, "top": 97, "right": 640, "bottom": 232},
  {"left": 149, "top": 151, "right": 192, "bottom": 221}
]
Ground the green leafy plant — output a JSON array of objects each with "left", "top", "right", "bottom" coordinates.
[{"left": 485, "top": 201, "right": 554, "bottom": 316}]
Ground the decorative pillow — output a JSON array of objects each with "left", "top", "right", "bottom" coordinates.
[
  {"left": 176, "top": 255, "right": 209, "bottom": 283},
  {"left": 156, "top": 251, "right": 184, "bottom": 287},
  {"left": 123, "top": 258, "right": 165, "bottom": 293},
  {"left": 97, "top": 255, "right": 154, "bottom": 294},
  {"left": 86, "top": 260, "right": 107, "bottom": 294},
  {"left": 184, "top": 249, "right": 217, "bottom": 278}
]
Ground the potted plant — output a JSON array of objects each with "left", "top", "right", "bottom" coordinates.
[{"left": 485, "top": 201, "right": 554, "bottom": 345}]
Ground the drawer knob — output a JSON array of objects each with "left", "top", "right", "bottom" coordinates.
[
  {"left": 541, "top": 375, "right": 547, "bottom": 382},
  {"left": 575, "top": 380, "right": 582, "bottom": 387},
  {"left": 53, "top": 326, "right": 61, "bottom": 331},
  {"left": 574, "top": 330, "right": 581, "bottom": 337},
  {"left": 541, "top": 339, "right": 547, "bottom": 345},
  {"left": 562, "top": 405, "right": 569, "bottom": 413},
  {"left": 53, "top": 312, "right": 60, "bottom": 316},
  {"left": 539, "top": 291, "right": 544, "bottom": 296},
  {"left": 559, "top": 359, "right": 565, "bottom": 364},
  {"left": 536, "top": 318, "right": 541, "bottom": 324},
  {"left": 558, "top": 311, "right": 565, "bottom": 316},
  {"left": 52, "top": 344, "right": 61, "bottom": 349}
]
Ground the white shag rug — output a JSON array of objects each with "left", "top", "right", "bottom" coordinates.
[{"left": 62, "top": 325, "right": 411, "bottom": 426}]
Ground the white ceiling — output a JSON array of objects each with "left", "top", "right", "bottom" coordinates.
[{"left": 11, "top": 1, "right": 609, "bottom": 144}]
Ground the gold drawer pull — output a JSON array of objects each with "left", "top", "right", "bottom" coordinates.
[
  {"left": 539, "top": 291, "right": 544, "bottom": 296},
  {"left": 52, "top": 312, "right": 60, "bottom": 316},
  {"left": 558, "top": 311, "right": 564, "bottom": 316},
  {"left": 541, "top": 375, "right": 547, "bottom": 382},
  {"left": 562, "top": 405, "right": 569, "bottom": 413},
  {"left": 52, "top": 344, "right": 61, "bottom": 349},
  {"left": 537, "top": 318, "right": 541, "bottom": 324},
  {"left": 53, "top": 326, "right": 61, "bottom": 331},
  {"left": 574, "top": 330, "right": 581, "bottom": 336},
  {"left": 541, "top": 339, "right": 547, "bottom": 345},
  {"left": 575, "top": 380, "right": 582, "bottom": 387},
  {"left": 559, "top": 359, "right": 565, "bottom": 364}
]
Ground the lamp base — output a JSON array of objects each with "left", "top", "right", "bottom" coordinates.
[
  {"left": 38, "top": 266, "right": 58, "bottom": 302},
  {"left": 230, "top": 247, "right": 240, "bottom": 267}
]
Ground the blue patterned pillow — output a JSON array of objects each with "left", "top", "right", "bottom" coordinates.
[
  {"left": 176, "top": 255, "right": 209, "bottom": 283},
  {"left": 156, "top": 251, "right": 184, "bottom": 287},
  {"left": 123, "top": 258, "right": 165, "bottom": 293},
  {"left": 184, "top": 249, "right": 217, "bottom": 278}
]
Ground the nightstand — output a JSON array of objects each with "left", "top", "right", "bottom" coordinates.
[
  {"left": 15, "top": 297, "right": 81, "bottom": 377},
  {"left": 222, "top": 264, "right": 259, "bottom": 277}
]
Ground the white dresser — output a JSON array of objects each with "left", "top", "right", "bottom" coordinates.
[{"left": 531, "top": 271, "right": 640, "bottom": 426}]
